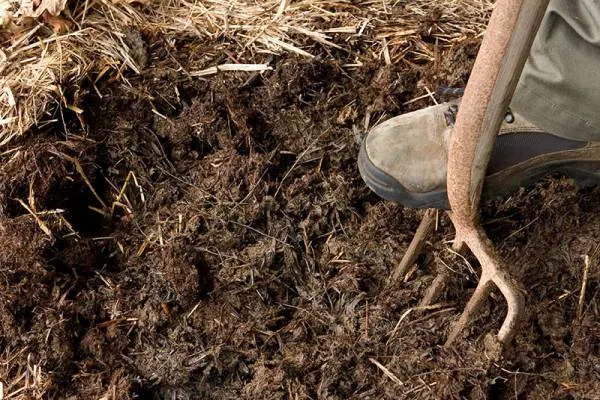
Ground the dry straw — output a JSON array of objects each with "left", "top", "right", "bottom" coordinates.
[{"left": 1, "top": 0, "right": 493, "bottom": 146}]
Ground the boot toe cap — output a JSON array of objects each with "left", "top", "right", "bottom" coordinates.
[{"left": 358, "top": 103, "right": 453, "bottom": 209}]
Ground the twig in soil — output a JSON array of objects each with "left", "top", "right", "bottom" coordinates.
[
  {"left": 111, "top": 201, "right": 132, "bottom": 215},
  {"left": 445, "top": 244, "right": 475, "bottom": 275},
  {"left": 232, "top": 147, "right": 279, "bottom": 210},
  {"left": 154, "top": 165, "right": 219, "bottom": 203},
  {"left": 51, "top": 151, "right": 107, "bottom": 209},
  {"left": 292, "top": 26, "right": 347, "bottom": 52},
  {"left": 436, "top": 257, "right": 459, "bottom": 275},
  {"left": 186, "top": 302, "right": 202, "bottom": 319},
  {"left": 94, "top": 317, "right": 138, "bottom": 329},
  {"left": 381, "top": 38, "right": 391, "bottom": 65},
  {"left": 112, "top": 171, "right": 145, "bottom": 215},
  {"left": 136, "top": 232, "right": 154, "bottom": 257},
  {"left": 17, "top": 199, "right": 53, "bottom": 238},
  {"left": 503, "top": 215, "right": 540, "bottom": 240},
  {"left": 259, "top": 37, "right": 314, "bottom": 58},
  {"left": 418, "top": 377, "right": 436, "bottom": 395},
  {"left": 274, "top": 133, "right": 324, "bottom": 198},
  {"left": 498, "top": 367, "right": 550, "bottom": 378},
  {"left": 190, "top": 63, "right": 272, "bottom": 77},
  {"left": 88, "top": 205, "right": 110, "bottom": 218},
  {"left": 577, "top": 255, "right": 591, "bottom": 322},
  {"left": 363, "top": 300, "right": 369, "bottom": 338},
  {"left": 388, "top": 307, "right": 417, "bottom": 340},
  {"left": 391, "top": 208, "right": 436, "bottom": 282},
  {"left": 402, "top": 381, "right": 438, "bottom": 396},
  {"left": 52, "top": 213, "right": 78, "bottom": 238},
  {"left": 547, "top": 289, "right": 576, "bottom": 305},
  {"left": 402, "top": 91, "right": 437, "bottom": 106},
  {"left": 404, "top": 307, "right": 455, "bottom": 328},
  {"left": 229, "top": 220, "right": 292, "bottom": 248},
  {"left": 424, "top": 86, "right": 438, "bottom": 105},
  {"left": 368, "top": 358, "right": 404, "bottom": 386},
  {"left": 386, "top": 303, "right": 452, "bottom": 344}
]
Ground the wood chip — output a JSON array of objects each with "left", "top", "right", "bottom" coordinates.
[{"left": 369, "top": 358, "right": 404, "bottom": 386}]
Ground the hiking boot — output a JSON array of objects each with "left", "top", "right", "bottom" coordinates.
[{"left": 358, "top": 102, "right": 600, "bottom": 209}]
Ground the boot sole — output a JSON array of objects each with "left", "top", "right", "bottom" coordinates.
[{"left": 358, "top": 139, "right": 600, "bottom": 209}]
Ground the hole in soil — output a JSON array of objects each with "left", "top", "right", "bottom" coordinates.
[
  {"left": 153, "top": 134, "right": 175, "bottom": 163},
  {"left": 177, "top": 81, "right": 209, "bottom": 108},
  {"left": 196, "top": 255, "right": 214, "bottom": 297},
  {"left": 195, "top": 215, "right": 208, "bottom": 234},
  {"left": 487, "top": 381, "right": 508, "bottom": 399},
  {"left": 564, "top": 331, "right": 573, "bottom": 347},
  {"left": 4, "top": 189, "right": 29, "bottom": 218},
  {"left": 246, "top": 111, "right": 273, "bottom": 153},
  {"left": 271, "top": 252, "right": 289, "bottom": 273},
  {"left": 55, "top": 185, "right": 108, "bottom": 237},
  {"left": 190, "top": 134, "right": 213, "bottom": 159},
  {"left": 265, "top": 152, "right": 297, "bottom": 182},
  {"left": 130, "top": 382, "right": 157, "bottom": 400},
  {"left": 349, "top": 191, "right": 383, "bottom": 217},
  {"left": 268, "top": 307, "right": 295, "bottom": 331},
  {"left": 4, "top": 170, "right": 109, "bottom": 237},
  {"left": 357, "top": 275, "right": 379, "bottom": 296},
  {"left": 14, "top": 305, "right": 34, "bottom": 333},
  {"left": 235, "top": 137, "right": 250, "bottom": 156},
  {"left": 332, "top": 376, "right": 357, "bottom": 397}
]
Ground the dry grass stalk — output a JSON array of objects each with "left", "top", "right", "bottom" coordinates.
[
  {"left": 576, "top": 255, "right": 591, "bottom": 322},
  {"left": 190, "top": 62, "right": 272, "bottom": 77},
  {"left": 1, "top": 350, "right": 49, "bottom": 399},
  {"left": 1, "top": 0, "right": 493, "bottom": 145},
  {"left": 51, "top": 150, "right": 107, "bottom": 208},
  {"left": 369, "top": 357, "right": 404, "bottom": 386},
  {"left": 1, "top": 0, "right": 143, "bottom": 144},
  {"left": 16, "top": 198, "right": 53, "bottom": 237}
]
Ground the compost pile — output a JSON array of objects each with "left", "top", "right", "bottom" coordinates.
[{"left": 1, "top": 0, "right": 600, "bottom": 398}]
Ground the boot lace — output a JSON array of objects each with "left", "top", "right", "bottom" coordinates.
[{"left": 437, "top": 86, "right": 514, "bottom": 126}]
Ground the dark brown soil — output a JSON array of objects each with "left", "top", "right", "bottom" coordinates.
[{"left": 3, "top": 25, "right": 600, "bottom": 400}]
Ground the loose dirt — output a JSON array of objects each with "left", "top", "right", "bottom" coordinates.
[{"left": 2, "top": 26, "right": 600, "bottom": 400}]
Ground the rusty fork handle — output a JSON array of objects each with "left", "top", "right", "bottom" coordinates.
[
  {"left": 448, "top": 0, "right": 549, "bottom": 218},
  {"left": 445, "top": 0, "right": 550, "bottom": 346}
]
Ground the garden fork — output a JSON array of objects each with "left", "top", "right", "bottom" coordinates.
[{"left": 396, "top": 0, "right": 550, "bottom": 347}]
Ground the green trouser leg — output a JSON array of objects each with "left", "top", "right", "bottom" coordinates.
[{"left": 512, "top": 0, "right": 600, "bottom": 141}]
